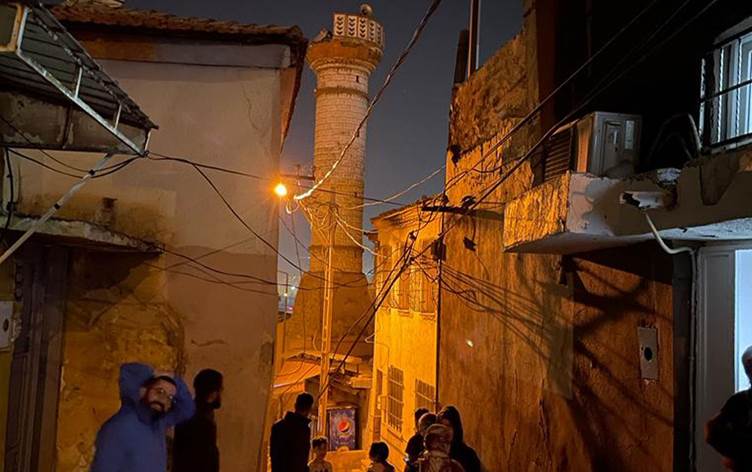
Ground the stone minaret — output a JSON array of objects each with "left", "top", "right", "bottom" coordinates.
[
  {"left": 306, "top": 5, "right": 384, "bottom": 273},
  {"left": 279, "top": 5, "right": 383, "bottom": 373}
]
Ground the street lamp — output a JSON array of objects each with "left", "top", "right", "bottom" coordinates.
[{"left": 274, "top": 182, "right": 288, "bottom": 198}]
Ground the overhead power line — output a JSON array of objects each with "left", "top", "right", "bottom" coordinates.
[{"left": 317, "top": 0, "right": 720, "bottom": 400}]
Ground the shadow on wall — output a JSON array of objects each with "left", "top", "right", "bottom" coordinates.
[{"left": 441, "top": 222, "right": 673, "bottom": 471}]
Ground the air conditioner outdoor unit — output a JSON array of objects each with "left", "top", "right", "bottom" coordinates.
[{"left": 540, "top": 111, "right": 642, "bottom": 183}]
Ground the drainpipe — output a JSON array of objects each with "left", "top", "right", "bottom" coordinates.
[
  {"left": 643, "top": 212, "right": 698, "bottom": 469},
  {"left": 453, "top": 29, "right": 470, "bottom": 86}
]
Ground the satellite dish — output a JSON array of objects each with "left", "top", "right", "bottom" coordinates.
[{"left": 360, "top": 4, "right": 374, "bottom": 17}]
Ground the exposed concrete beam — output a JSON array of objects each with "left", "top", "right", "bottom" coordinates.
[
  {"left": 504, "top": 148, "right": 752, "bottom": 254},
  {"left": 0, "top": 90, "right": 148, "bottom": 154},
  {"left": 7, "top": 213, "right": 161, "bottom": 252}
]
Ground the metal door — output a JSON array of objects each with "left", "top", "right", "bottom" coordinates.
[{"left": 4, "top": 245, "right": 67, "bottom": 472}]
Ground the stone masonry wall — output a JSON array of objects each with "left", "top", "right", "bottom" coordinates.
[{"left": 437, "top": 3, "right": 676, "bottom": 470}]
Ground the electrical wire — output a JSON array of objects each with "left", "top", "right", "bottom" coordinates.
[
  {"left": 314, "top": 0, "right": 721, "bottom": 402},
  {"left": 188, "top": 162, "right": 307, "bottom": 274},
  {"left": 334, "top": 214, "right": 379, "bottom": 257},
  {"left": 347, "top": 165, "right": 446, "bottom": 210},
  {"left": 412, "top": 0, "right": 676, "bottom": 202},
  {"left": 0, "top": 153, "right": 114, "bottom": 266},
  {"left": 149, "top": 151, "right": 406, "bottom": 207},
  {"left": 294, "top": 0, "right": 444, "bottom": 202},
  {"left": 0, "top": 114, "right": 91, "bottom": 173},
  {"left": 8, "top": 148, "right": 139, "bottom": 179},
  {"left": 454, "top": 0, "right": 713, "bottom": 219},
  {"left": 189, "top": 163, "right": 367, "bottom": 290},
  {"left": 0, "top": 148, "right": 14, "bottom": 247}
]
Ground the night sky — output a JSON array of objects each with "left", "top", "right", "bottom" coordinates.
[{"left": 126, "top": 0, "right": 523, "bottom": 280}]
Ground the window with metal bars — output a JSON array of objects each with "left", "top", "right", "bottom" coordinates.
[
  {"left": 415, "top": 380, "right": 435, "bottom": 412},
  {"left": 397, "top": 269, "right": 411, "bottom": 311},
  {"left": 701, "top": 28, "right": 752, "bottom": 147},
  {"left": 411, "top": 263, "right": 437, "bottom": 316},
  {"left": 387, "top": 366, "right": 404, "bottom": 431}
]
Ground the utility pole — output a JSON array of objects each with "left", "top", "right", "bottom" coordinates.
[
  {"left": 318, "top": 191, "right": 336, "bottom": 435},
  {"left": 467, "top": 0, "right": 481, "bottom": 78}
]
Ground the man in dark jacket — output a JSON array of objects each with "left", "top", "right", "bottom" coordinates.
[
  {"left": 270, "top": 392, "right": 314, "bottom": 471},
  {"left": 404, "top": 408, "right": 430, "bottom": 472},
  {"left": 173, "top": 369, "right": 224, "bottom": 472},
  {"left": 707, "top": 346, "right": 752, "bottom": 471},
  {"left": 91, "top": 363, "right": 195, "bottom": 472}
]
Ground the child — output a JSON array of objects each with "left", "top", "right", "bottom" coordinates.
[
  {"left": 417, "top": 424, "right": 464, "bottom": 472},
  {"left": 308, "top": 437, "right": 333, "bottom": 472},
  {"left": 368, "top": 441, "right": 396, "bottom": 472}
]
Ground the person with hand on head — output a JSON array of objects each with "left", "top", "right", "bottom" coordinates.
[{"left": 91, "top": 363, "right": 194, "bottom": 472}]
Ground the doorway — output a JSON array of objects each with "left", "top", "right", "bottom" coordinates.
[
  {"left": 3, "top": 245, "right": 68, "bottom": 472},
  {"left": 696, "top": 244, "right": 752, "bottom": 471}
]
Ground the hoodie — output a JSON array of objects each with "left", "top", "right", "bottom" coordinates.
[{"left": 90, "top": 363, "right": 195, "bottom": 472}]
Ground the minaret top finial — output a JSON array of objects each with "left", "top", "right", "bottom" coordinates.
[{"left": 360, "top": 4, "right": 374, "bottom": 17}]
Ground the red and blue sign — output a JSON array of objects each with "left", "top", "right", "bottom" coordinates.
[{"left": 328, "top": 407, "right": 357, "bottom": 450}]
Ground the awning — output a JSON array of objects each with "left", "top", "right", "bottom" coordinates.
[{"left": 0, "top": 1, "right": 155, "bottom": 155}]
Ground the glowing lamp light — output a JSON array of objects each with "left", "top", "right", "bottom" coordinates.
[
  {"left": 466, "top": 339, "right": 475, "bottom": 348},
  {"left": 274, "top": 182, "right": 288, "bottom": 198}
]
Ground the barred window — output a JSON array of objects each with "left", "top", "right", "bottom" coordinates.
[
  {"left": 701, "top": 28, "right": 752, "bottom": 146},
  {"left": 397, "top": 269, "right": 411, "bottom": 311},
  {"left": 387, "top": 366, "right": 404, "bottom": 431},
  {"left": 415, "top": 380, "right": 435, "bottom": 412},
  {"left": 411, "top": 264, "right": 437, "bottom": 315}
]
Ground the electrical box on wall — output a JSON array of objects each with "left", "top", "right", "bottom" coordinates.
[
  {"left": 0, "top": 300, "right": 13, "bottom": 350},
  {"left": 638, "top": 326, "right": 659, "bottom": 380}
]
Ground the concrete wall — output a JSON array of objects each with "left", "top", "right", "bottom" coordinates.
[
  {"left": 437, "top": 4, "right": 676, "bottom": 470},
  {"left": 9, "top": 54, "right": 284, "bottom": 470}
]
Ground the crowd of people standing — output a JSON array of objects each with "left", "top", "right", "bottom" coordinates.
[
  {"left": 87, "top": 365, "right": 481, "bottom": 472},
  {"left": 398, "top": 405, "right": 481, "bottom": 472},
  {"left": 269, "top": 392, "right": 481, "bottom": 472}
]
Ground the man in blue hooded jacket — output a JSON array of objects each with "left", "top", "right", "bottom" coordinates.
[{"left": 91, "top": 362, "right": 195, "bottom": 472}]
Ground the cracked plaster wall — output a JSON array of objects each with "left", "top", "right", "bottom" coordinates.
[{"left": 10, "top": 57, "right": 283, "bottom": 471}]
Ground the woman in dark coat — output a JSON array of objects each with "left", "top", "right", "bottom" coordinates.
[{"left": 437, "top": 406, "right": 481, "bottom": 472}]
